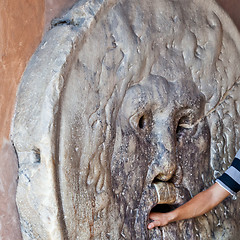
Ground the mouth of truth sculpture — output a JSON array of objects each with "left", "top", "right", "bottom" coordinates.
[{"left": 11, "top": 0, "right": 240, "bottom": 239}]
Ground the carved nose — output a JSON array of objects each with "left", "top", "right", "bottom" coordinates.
[
  {"left": 152, "top": 124, "right": 177, "bottom": 182},
  {"left": 154, "top": 147, "right": 176, "bottom": 181}
]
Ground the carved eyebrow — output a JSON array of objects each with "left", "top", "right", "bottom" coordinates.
[{"left": 127, "top": 86, "right": 148, "bottom": 106}]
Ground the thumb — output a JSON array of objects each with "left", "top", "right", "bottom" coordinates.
[{"left": 148, "top": 220, "right": 162, "bottom": 229}]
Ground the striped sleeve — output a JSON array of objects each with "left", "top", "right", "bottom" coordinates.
[{"left": 216, "top": 149, "right": 240, "bottom": 195}]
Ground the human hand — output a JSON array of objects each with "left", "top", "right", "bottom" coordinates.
[{"left": 148, "top": 212, "right": 172, "bottom": 229}]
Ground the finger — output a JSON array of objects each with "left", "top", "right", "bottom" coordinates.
[
  {"left": 148, "top": 220, "right": 162, "bottom": 229},
  {"left": 148, "top": 222, "right": 155, "bottom": 229}
]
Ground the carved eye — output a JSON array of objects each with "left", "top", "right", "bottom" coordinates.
[
  {"left": 176, "top": 116, "right": 193, "bottom": 139},
  {"left": 138, "top": 115, "right": 147, "bottom": 129},
  {"left": 178, "top": 116, "right": 192, "bottom": 128},
  {"left": 129, "top": 113, "right": 149, "bottom": 130}
]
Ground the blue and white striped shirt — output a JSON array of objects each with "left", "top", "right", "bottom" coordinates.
[{"left": 216, "top": 149, "right": 240, "bottom": 195}]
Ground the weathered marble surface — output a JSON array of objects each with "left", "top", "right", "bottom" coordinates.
[{"left": 11, "top": 0, "right": 240, "bottom": 239}]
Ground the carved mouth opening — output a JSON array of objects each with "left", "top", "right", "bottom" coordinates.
[
  {"left": 151, "top": 179, "right": 180, "bottom": 213},
  {"left": 150, "top": 203, "right": 179, "bottom": 213}
]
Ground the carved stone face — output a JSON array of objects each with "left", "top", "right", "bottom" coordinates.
[
  {"left": 11, "top": 0, "right": 240, "bottom": 239},
  {"left": 111, "top": 69, "right": 210, "bottom": 238}
]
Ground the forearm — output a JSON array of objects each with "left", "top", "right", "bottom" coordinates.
[
  {"left": 168, "top": 183, "right": 230, "bottom": 222},
  {"left": 148, "top": 183, "right": 230, "bottom": 229}
]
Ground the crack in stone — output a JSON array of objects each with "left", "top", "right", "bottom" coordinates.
[{"left": 180, "top": 77, "right": 240, "bottom": 129}]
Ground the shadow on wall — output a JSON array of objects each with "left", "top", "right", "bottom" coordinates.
[
  {"left": 216, "top": 0, "right": 240, "bottom": 30},
  {"left": 0, "top": 140, "right": 22, "bottom": 239}
]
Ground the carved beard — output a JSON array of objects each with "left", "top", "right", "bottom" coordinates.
[{"left": 111, "top": 108, "right": 239, "bottom": 240}]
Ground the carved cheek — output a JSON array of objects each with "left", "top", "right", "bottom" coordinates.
[{"left": 176, "top": 119, "right": 211, "bottom": 194}]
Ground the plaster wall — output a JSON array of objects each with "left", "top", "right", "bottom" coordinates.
[{"left": 0, "top": 0, "right": 44, "bottom": 148}]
